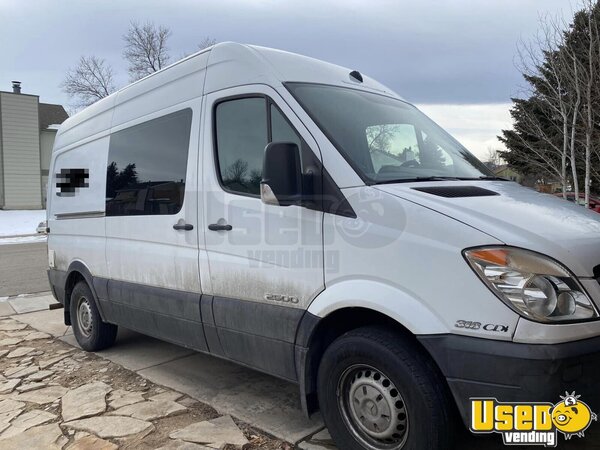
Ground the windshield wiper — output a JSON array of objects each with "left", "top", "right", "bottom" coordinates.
[
  {"left": 375, "top": 175, "right": 510, "bottom": 185},
  {"left": 454, "top": 176, "right": 509, "bottom": 181},
  {"left": 376, "top": 176, "right": 463, "bottom": 184},
  {"left": 477, "top": 175, "right": 508, "bottom": 181}
]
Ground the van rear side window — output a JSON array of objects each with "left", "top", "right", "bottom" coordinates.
[{"left": 105, "top": 109, "right": 192, "bottom": 216}]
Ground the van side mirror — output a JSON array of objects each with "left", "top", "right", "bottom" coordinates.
[{"left": 260, "top": 142, "right": 302, "bottom": 206}]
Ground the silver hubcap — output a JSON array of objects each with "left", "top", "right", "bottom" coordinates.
[
  {"left": 77, "top": 297, "right": 93, "bottom": 337},
  {"left": 338, "top": 365, "right": 409, "bottom": 449}
]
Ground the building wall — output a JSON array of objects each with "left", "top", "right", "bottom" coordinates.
[
  {"left": 0, "top": 96, "right": 4, "bottom": 208},
  {"left": 495, "top": 166, "right": 523, "bottom": 183},
  {"left": 40, "top": 129, "right": 57, "bottom": 208},
  {"left": 0, "top": 92, "right": 42, "bottom": 209}
]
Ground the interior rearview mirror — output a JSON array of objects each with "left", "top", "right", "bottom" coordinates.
[{"left": 260, "top": 142, "right": 302, "bottom": 206}]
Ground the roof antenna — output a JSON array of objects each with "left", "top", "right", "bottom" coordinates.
[{"left": 349, "top": 70, "right": 363, "bottom": 83}]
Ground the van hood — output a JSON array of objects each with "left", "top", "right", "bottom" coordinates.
[{"left": 376, "top": 181, "right": 600, "bottom": 277}]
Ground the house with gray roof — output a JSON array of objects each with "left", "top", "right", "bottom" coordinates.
[{"left": 0, "top": 81, "right": 68, "bottom": 209}]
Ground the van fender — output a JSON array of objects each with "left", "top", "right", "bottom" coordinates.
[
  {"left": 295, "top": 279, "right": 448, "bottom": 416},
  {"left": 65, "top": 260, "right": 108, "bottom": 323},
  {"left": 306, "top": 279, "right": 448, "bottom": 335}
]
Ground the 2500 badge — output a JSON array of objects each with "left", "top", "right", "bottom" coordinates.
[{"left": 455, "top": 320, "right": 509, "bottom": 333}]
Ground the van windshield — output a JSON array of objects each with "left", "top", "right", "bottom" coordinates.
[{"left": 286, "top": 83, "right": 494, "bottom": 184}]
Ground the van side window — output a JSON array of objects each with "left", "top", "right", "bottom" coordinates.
[
  {"left": 270, "top": 105, "right": 302, "bottom": 149},
  {"left": 214, "top": 97, "right": 304, "bottom": 196},
  {"left": 105, "top": 109, "right": 192, "bottom": 216},
  {"left": 215, "top": 98, "right": 268, "bottom": 195}
]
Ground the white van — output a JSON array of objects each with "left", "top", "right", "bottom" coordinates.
[{"left": 47, "top": 43, "right": 600, "bottom": 449}]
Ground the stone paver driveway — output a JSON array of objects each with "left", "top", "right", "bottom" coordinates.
[{"left": 0, "top": 314, "right": 289, "bottom": 449}]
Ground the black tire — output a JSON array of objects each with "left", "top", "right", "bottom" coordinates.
[
  {"left": 70, "top": 281, "right": 117, "bottom": 351},
  {"left": 317, "top": 326, "right": 455, "bottom": 450}
]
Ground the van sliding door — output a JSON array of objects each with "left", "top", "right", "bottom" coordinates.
[{"left": 103, "top": 101, "right": 207, "bottom": 351}]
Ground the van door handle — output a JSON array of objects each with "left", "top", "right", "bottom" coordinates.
[
  {"left": 173, "top": 223, "right": 194, "bottom": 231},
  {"left": 208, "top": 223, "right": 232, "bottom": 231}
]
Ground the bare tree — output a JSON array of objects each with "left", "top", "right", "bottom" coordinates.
[
  {"left": 224, "top": 159, "right": 249, "bottom": 185},
  {"left": 484, "top": 147, "right": 502, "bottom": 168},
  {"left": 61, "top": 56, "right": 116, "bottom": 109},
  {"left": 566, "top": 54, "right": 582, "bottom": 202},
  {"left": 198, "top": 37, "right": 217, "bottom": 50},
  {"left": 559, "top": 2, "right": 598, "bottom": 206},
  {"left": 507, "top": 5, "right": 600, "bottom": 205},
  {"left": 123, "top": 21, "right": 171, "bottom": 81},
  {"left": 179, "top": 37, "right": 217, "bottom": 59},
  {"left": 366, "top": 124, "right": 401, "bottom": 154},
  {"left": 582, "top": 0, "right": 598, "bottom": 207},
  {"left": 515, "top": 13, "right": 577, "bottom": 198}
]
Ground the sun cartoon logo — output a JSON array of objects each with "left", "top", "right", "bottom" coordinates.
[{"left": 551, "top": 392, "right": 598, "bottom": 440}]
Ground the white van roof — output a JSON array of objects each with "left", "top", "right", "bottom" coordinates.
[
  {"left": 55, "top": 42, "right": 398, "bottom": 151},
  {"left": 205, "top": 42, "right": 395, "bottom": 95}
]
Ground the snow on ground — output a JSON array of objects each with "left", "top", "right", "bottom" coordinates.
[
  {"left": 0, "top": 235, "right": 46, "bottom": 245},
  {"left": 0, "top": 210, "right": 46, "bottom": 237}
]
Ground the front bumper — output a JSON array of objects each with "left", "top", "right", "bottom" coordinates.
[{"left": 418, "top": 334, "right": 600, "bottom": 426}]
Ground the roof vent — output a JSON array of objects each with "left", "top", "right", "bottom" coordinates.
[
  {"left": 412, "top": 186, "right": 499, "bottom": 198},
  {"left": 11, "top": 81, "right": 21, "bottom": 94},
  {"left": 349, "top": 70, "right": 363, "bottom": 83}
]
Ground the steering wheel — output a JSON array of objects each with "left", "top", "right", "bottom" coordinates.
[{"left": 400, "top": 159, "right": 420, "bottom": 168}]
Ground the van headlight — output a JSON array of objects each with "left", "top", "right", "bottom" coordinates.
[{"left": 464, "top": 246, "right": 598, "bottom": 323}]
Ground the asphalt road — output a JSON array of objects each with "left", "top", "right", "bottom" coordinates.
[{"left": 0, "top": 242, "right": 49, "bottom": 296}]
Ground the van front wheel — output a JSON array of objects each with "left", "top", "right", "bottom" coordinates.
[
  {"left": 70, "top": 281, "right": 117, "bottom": 351},
  {"left": 317, "top": 326, "right": 454, "bottom": 450}
]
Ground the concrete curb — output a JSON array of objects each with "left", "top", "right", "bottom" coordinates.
[
  {"left": 1, "top": 290, "right": 53, "bottom": 300},
  {"left": 0, "top": 291, "right": 60, "bottom": 316}
]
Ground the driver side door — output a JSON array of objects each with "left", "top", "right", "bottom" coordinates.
[{"left": 201, "top": 85, "right": 325, "bottom": 380}]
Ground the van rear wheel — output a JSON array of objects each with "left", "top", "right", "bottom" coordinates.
[
  {"left": 317, "top": 326, "right": 454, "bottom": 450},
  {"left": 70, "top": 281, "right": 117, "bottom": 351}
]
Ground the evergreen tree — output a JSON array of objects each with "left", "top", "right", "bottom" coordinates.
[{"left": 499, "top": 1, "right": 600, "bottom": 202}]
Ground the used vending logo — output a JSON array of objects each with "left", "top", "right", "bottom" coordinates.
[{"left": 470, "top": 392, "right": 597, "bottom": 447}]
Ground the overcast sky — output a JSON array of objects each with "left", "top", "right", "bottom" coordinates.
[{"left": 0, "top": 0, "right": 575, "bottom": 157}]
